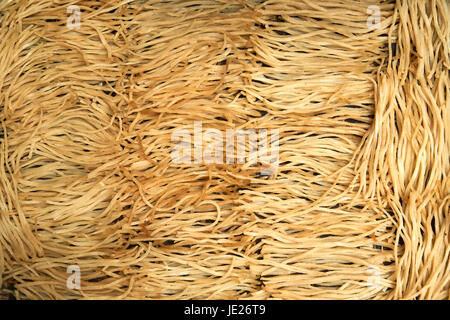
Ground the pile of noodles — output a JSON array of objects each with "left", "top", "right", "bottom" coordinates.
[{"left": 0, "top": 0, "right": 448, "bottom": 299}]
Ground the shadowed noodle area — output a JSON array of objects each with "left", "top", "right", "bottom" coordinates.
[{"left": 0, "top": 0, "right": 448, "bottom": 300}]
